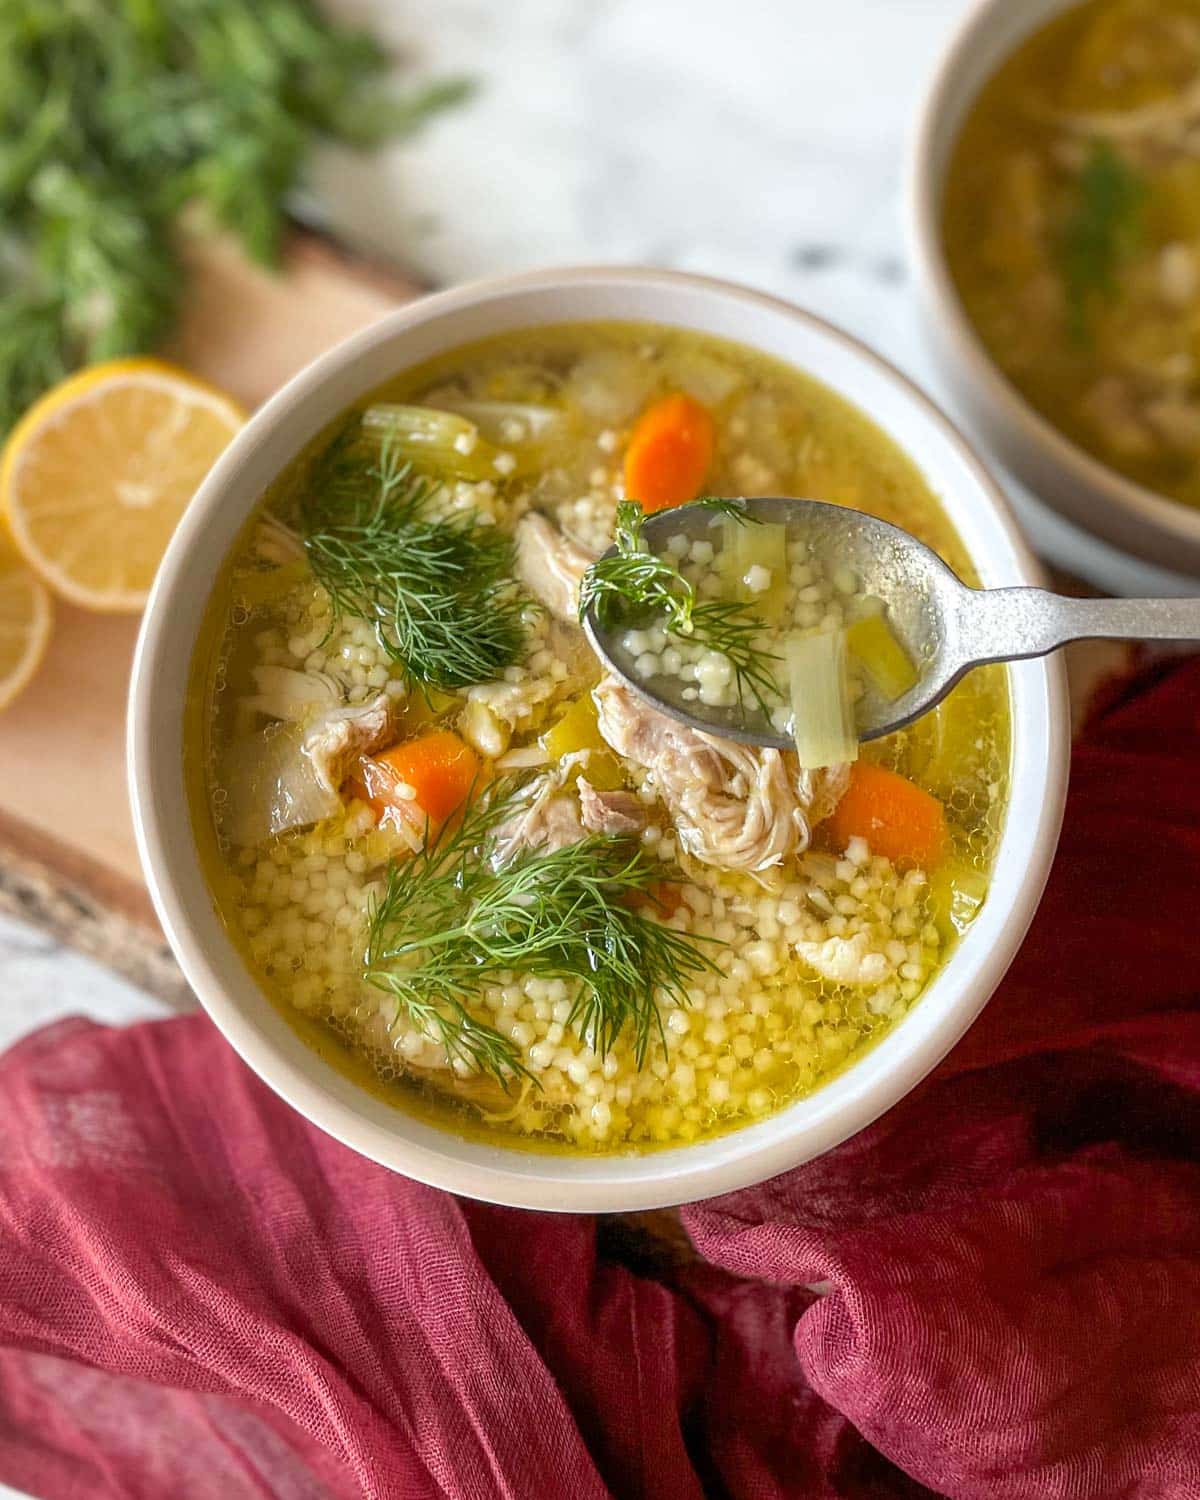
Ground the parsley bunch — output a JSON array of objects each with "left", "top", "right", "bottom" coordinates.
[{"left": 0, "top": 0, "right": 470, "bottom": 433}]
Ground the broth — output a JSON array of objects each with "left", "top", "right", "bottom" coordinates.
[
  {"left": 189, "top": 322, "right": 1010, "bottom": 1153},
  {"left": 944, "top": 0, "right": 1200, "bottom": 509}
]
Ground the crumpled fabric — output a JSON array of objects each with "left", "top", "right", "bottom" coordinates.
[{"left": 0, "top": 657, "right": 1198, "bottom": 1500}]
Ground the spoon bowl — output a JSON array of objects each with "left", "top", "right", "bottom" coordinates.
[{"left": 581, "top": 495, "right": 1200, "bottom": 748}]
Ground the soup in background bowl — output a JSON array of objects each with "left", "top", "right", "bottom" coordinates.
[
  {"left": 129, "top": 269, "right": 1068, "bottom": 1210},
  {"left": 907, "top": 0, "right": 1200, "bottom": 578}
]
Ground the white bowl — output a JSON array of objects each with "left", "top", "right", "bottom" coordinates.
[
  {"left": 128, "top": 267, "right": 1069, "bottom": 1213},
  {"left": 906, "top": 0, "right": 1200, "bottom": 580}
]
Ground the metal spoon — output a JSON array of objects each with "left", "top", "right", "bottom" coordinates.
[{"left": 581, "top": 496, "right": 1200, "bottom": 749}]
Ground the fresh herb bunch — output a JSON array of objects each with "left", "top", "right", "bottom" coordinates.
[
  {"left": 0, "top": 0, "right": 471, "bottom": 434},
  {"left": 579, "top": 497, "right": 782, "bottom": 714},
  {"left": 301, "top": 428, "right": 527, "bottom": 690},
  {"left": 365, "top": 785, "right": 717, "bottom": 1086},
  {"left": 1059, "top": 139, "right": 1145, "bottom": 342}
]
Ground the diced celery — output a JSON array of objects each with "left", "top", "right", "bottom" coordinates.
[
  {"left": 928, "top": 858, "right": 989, "bottom": 942},
  {"left": 786, "top": 629, "right": 859, "bottom": 770},
  {"left": 540, "top": 694, "right": 624, "bottom": 789},
  {"left": 539, "top": 693, "right": 607, "bottom": 759},
  {"left": 720, "top": 514, "right": 789, "bottom": 623},
  {"left": 667, "top": 348, "right": 744, "bottom": 406},
  {"left": 846, "top": 609, "right": 919, "bottom": 700},
  {"left": 361, "top": 403, "right": 504, "bottom": 480},
  {"left": 580, "top": 751, "right": 625, "bottom": 791},
  {"left": 400, "top": 687, "right": 458, "bottom": 734}
]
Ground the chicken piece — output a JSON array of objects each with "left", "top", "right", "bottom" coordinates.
[
  {"left": 578, "top": 780, "right": 647, "bottom": 836},
  {"left": 490, "top": 765, "right": 586, "bottom": 867},
  {"left": 513, "top": 513, "right": 597, "bottom": 621},
  {"left": 302, "top": 693, "right": 395, "bottom": 795},
  {"left": 593, "top": 675, "right": 844, "bottom": 875}
]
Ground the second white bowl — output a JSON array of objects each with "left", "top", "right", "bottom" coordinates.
[{"left": 905, "top": 0, "right": 1200, "bottom": 581}]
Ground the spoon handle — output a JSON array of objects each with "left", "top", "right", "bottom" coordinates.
[{"left": 958, "top": 588, "right": 1200, "bottom": 665}]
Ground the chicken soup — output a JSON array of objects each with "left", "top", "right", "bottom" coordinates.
[
  {"left": 944, "top": 0, "right": 1200, "bottom": 510},
  {"left": 189, "top": 323, "right": 1009, "bottom": 1152}
]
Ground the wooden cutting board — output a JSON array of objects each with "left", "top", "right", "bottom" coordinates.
[{"left": 0, "top": 231, "right": 419, "bottom": 1003}]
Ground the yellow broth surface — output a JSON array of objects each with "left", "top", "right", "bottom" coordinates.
[
  {"left": 189, "top": 322, "right": 1010, "bottom": 1153},
  {"left": 944, "top": 0, "right": 1200, "bottom": 509}
]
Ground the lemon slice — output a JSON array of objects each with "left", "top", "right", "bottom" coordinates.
[
  {"left": 0, "top": 524, "right": 52, "bottom": 711},
  {"left": 1, "top": 359, "right": 244, "bottom": 612}
]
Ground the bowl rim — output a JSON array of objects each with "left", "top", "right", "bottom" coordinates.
[
  {"left": 128, "top": 264, "right": 1070, "bottom": 1211},
  {"left": 904, "top": 0, "right": 1200, "bottom": 557}
]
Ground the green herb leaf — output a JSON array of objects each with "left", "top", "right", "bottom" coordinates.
[
  {"left": 300, "top": 426, "right": 527, "bottom": 691},
  {"left": 0, "top": 0, "right": 471, "bottom": 435},
  {"left": 1059, "top": 139, "right": 1145, "bottom": 342},
  {"left": 365, "top": 783, "right": 718, "bottom": 1086},
  {"left": 578, "top": 498, "right": 782, "bottom": 715}
]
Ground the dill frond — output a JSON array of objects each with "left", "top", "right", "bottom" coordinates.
[
  {"left": 300, "top": 430, "right": 527, "bottom": 691},
  {"left": 578, "top": 498, "right": 782, "bottom": 714},
  {"left": 365, "top": 784, "right": 717, "bottom": 1087},
  {"left": 1060, "top": 140, "right": 1145, "bottom": 343}
]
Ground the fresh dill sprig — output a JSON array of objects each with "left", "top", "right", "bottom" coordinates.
[
  {"left": 1059, "top": 140, "right": 1145, "bottom": 343},
  {"left": 578, "top": 498, "right": 782, "bottom": 714},
  {"left": 365, "top": 784, "right": 718, "bottom": 1086},
  {"left": 0, "top": 0, "right": 472, "bottom": 435},
  {"left": 300, "top": 429, "right": 527, "bottom": 690}
]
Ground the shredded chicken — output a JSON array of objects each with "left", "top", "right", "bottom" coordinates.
[
  {"left": 513, "top": 513, "right": 597, "bottom": 620},
  {"left": 593, "top": 675, "right": 844, "bottom": 875},
  {"left": 302, "top": 693, "right": 395, "bottom": 795},
  {"left": 578, "top": 780, "right": 647, "bottom": 836},
  {"left": 490, "top": 763, "right": 586, "bottom": 866},
  {"left": 243, "top": 664, "right": 341, "bottom": 723}
]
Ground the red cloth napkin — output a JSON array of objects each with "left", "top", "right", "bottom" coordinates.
[{"left": 1, "top": 657, "right": 1199, "bottom": 1500}]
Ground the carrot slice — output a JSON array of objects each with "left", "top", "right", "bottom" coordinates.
[
  {"left": 623, "top": 393, "right": 715, "bottom": 513},
  {"left": 360, "top": 729, "right": 478, "bottom": 828},
  {"left": 823, "top": 761, "right": 948, "bottom": 870}
]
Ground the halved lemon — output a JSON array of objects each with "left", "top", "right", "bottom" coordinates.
[
  {"left": 0, "top": 523, "right": 52, "bottom": 711},
  {"left": 1, "top": 359, "right": 244, "bottom": 612}
]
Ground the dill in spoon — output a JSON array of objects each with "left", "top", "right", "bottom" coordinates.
[
  {"left": 300, "top": 428, "right": 528, "bottom": 691},
  {"left": 579, "top": 498, "right": 782, "bottom": 714},
  {"left": 365, "top": 785, "right": 717, "bottom": 1086}
]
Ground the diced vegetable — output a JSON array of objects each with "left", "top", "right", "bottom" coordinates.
[
  {"left": 668, "top": 349, "right": 744, "bottom": 407},
  {"left": 539, "top": 693, "right": 607, "bottom": 758},
  {"left": 398, "top": 686, "right": 458, "bottom": 735},
  {"left": 623, "top": 394, "right": 715, "bottom": 513},
  {"left": 721, "top": 513, "right": 789, "bottom": 622},
  {"left": 361, "top": 404, "right": 504, "bottom": 480},
  {"left": 539, "top": 692, "right": 624, "bottom": 790},
  {"left": 360, "top": 729, "right": 478, "bottom": 829},
  {"left": 846, "top": 607, "right": 918, "bottom": 700},
  {"left": 786, "top": 629, "right": 859, "bottom": 770},
  {"left": 221, "top": 727, "right": 340, "bottom": 846},
  {"left": 566, "top": 348, "right": 657, "bottom": 424},
  {"left": 824, "top": 761, "right": 948, "bottom": 870},
  {"left": 928, "top": 858, "right": 989, "bottom": 942}
]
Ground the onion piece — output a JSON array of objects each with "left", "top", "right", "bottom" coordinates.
[
  {"left": 786, "top": 629, "right": 859, "bottom": 771},
  {"left": 220, "top": 726, "right": 341, "bottom": 847}
]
